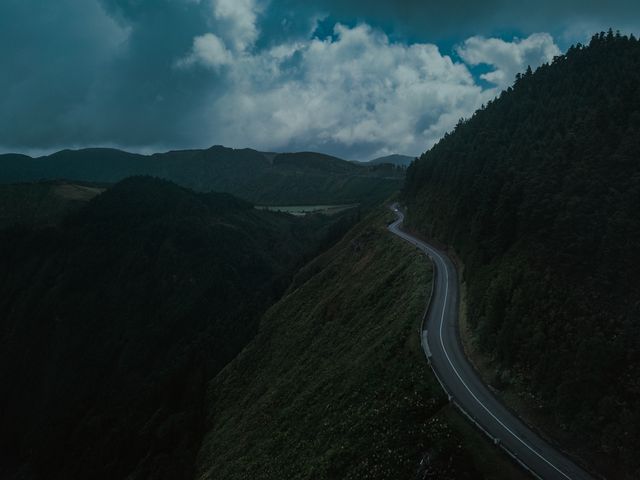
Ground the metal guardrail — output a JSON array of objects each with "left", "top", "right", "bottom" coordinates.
[
  {"left": 394, "top": 212, "right": 543, "bottom": 480},
  {"left": 417, "top": 250, "right": 542, "bottom": 479}
]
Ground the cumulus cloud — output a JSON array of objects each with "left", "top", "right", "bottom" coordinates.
[
  {"left": 1, "top": 0, "right": 574, "bottom": 159},
  {"left": 181, "top": 24, "right": 561, "bottom": 158},
  {"left": 176, "top": 0, "right": 259, "bottom": 69},
  {"left": 177, "top": 33, "right": 233, "bottom": 68},
  {"left": 457, "top": 33, "right": 561, "bottom": 88},
  {"left": 210, "top": 0, "right": 260, "bottom": 52},
  {"left": 190, "top": 23, "right": 486, "bottom": 158}
]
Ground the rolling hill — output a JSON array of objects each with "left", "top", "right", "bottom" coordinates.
[{"left": 0, "top": 146, "right": 402, "bottom": 207}]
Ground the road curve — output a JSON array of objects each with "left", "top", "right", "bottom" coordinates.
[{"left": 388, "top": 205, "right": 595, "bottom": 480}]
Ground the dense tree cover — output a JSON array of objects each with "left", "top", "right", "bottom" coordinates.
[
  {"left": 0, "top": 177, "right": 355, "bottom": 480},
  {"left": 0, "top": 146, "right": 402, "bottom": 207},
  {"left": 403, "top": 31, "right": 640, "bottom": 478}
]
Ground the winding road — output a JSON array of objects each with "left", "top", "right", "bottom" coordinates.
[{"left": 388, "top": 205, "right": 595, "bottom": 480}]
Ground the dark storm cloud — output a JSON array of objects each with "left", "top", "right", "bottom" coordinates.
[
  {"left": 0, "top": 0, "right": 638, "bottom": 158},
  {"left": 0, "top": 0, "right": 224, "bottom": 151},
  {"left": 0, "top": 0, "right": 126, "bottom": 148},
  {"left": 277, "top": 0, "right": 640, "bottom": 44},
  {"left": 84, "top": 0, "right": 218, "bottom": 147}
]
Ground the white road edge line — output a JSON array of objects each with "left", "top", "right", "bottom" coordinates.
[{"left": 390, "top": 216, "right": 574, "bottom": 480}]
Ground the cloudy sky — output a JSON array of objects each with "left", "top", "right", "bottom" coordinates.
[{"left": 2, "top": 1, "right": 639, "bottom": 160}]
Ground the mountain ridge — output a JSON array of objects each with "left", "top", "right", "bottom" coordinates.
[
  {"left": 0, "top": 145, "right": 402, "bottom": 207},
  {"left": 369, "top": 154, "right": 414, "bottom": 166}
]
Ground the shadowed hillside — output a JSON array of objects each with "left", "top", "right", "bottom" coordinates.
[{"left": 0, "top": 177, "right": 356, "bottom": 480}]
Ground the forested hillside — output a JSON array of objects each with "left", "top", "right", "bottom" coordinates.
[
  {"left": 0, "top": 177, "right": 354, "bottom": 480},
  {"left": 403, "top": 31, "right": 640, "bottom": 478},
  {"left": 0, "top": 146, "right": 402, "bottom": 207}
]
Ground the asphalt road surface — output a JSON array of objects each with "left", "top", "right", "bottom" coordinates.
[{"left": 388, "top": 205, "right": 595, "bottom": 480}]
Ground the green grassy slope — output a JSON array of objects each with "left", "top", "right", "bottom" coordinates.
[{"left": 196, "top": 209, "right": 524, "bottom": 480}]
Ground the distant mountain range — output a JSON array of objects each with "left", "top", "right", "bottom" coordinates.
[
  {"left": 0, "top": 146, "right": 403, "bottom": 207},
  {"left": 368, "top": 154, "right": 415, "bottom": 167}
]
